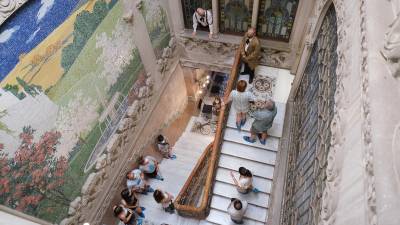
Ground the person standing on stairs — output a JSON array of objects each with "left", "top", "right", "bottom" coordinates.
[
  {"left": 244, "top": 99, "right": 277, "bottom": 145},
  {"left": 156, "top": 135, "right": 176, "bottom": 159},
  {"left": 137, "top": 155, "right": 164, "bottom": 181},
  {"left": 240, "top": 27, "right": 261, "bottom": 84},
  {"left": 126, "top": 169, "right": 154, "bottom": 195},
  {"left": 153, "top": 189, "right": 175, "bottom": 214},
  {"left": 192, "top": 8, "right": 213, "bottom": 39},
  {"left": 227, "top": 198, "right": 248, "bottom": 224},
  {"left": 223, "top": 80, "right": 255, "bottom": 131},
  {"left": 230, "top": 167, "right": 260, "bottom": 194}
]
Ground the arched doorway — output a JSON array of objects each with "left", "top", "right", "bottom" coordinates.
[{"left": 281, "top": 4, "right": 338, "bottom": 225}]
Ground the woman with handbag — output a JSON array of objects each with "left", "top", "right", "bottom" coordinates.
[{"left": 153, "top": 189, "right": 175, "bottom": 214}]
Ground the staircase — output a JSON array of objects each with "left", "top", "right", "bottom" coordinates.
[
  {"left": 120, "top": 127, "right": 213, "bottom": 225},
  {"left": 200, "top": 66, "right": 292, "bottom": 225}
]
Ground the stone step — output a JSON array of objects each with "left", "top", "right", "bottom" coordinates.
[
  {"left": 215, "top": 167, "right": 272, "bottom": 194},
  {"left": 223, "top": 127, "right": 279, "bottom": 152},
  {"left": 212, "top": 181, "right": 269, "bottom": 208},
  {"left": 221, "top": 140, "right": 277, "bottom": 165},
  {"left": 210, "top": 195, "right": 268, "bottom": 223},
  {"left": 206, "top": 208, "right": 264, "bottom": 225},
  {"left": 218, "top": 154, "right": 275, "bottom": 180}
]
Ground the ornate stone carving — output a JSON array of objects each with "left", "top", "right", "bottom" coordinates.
[
  {"left": 0, "top": 0, "right": 28, "bottom": 25},
  {"left": 157, "top": 37, "right": 177, "bottom": 73},
  {"left": 360, "top": 0, "right": 377, "bottom": 224},
  {"left": 381, "top": 12, "right": 400, "bottom": 78},
  {"left": 259, "top": 47, "right": 291, "bottom": 69}
]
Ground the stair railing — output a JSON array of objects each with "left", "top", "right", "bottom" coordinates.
[{"left": 174, "top": 47, "right": 242, "bottom": 218}]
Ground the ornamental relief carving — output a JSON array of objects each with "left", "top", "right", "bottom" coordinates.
[
  {"left": 0, "top": 0, "right": 28, "bottom": 25},
  {"left": 381, "top": 2, "right": 400, "bottom": 79}
]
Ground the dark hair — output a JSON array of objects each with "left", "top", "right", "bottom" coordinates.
[
  {"left": 153, "top": 190, "right": 164, "bottom": 203},
  {"left": 137, "top": 155, "right": 145, "bottom": 165},
  {"left": 238, "top": 167, "right": 252, "bottom": 177},
  {"left": 157, "top": 135, "right": 165, "bottom": 143},
  {"left": 237, "top": 80, "right": 247, "bottom": 92},
  {"left": 121, "top": 188, "right": 131, "bottom": 200},
  {"left": 113, "top": 205, "right": 123, "bottom": 217},
  {"left": 233, "top": 200, "right": 242, "bottom": 210},
  {"left": 126, "top": 171, "right": 131, "bottom": 179}
]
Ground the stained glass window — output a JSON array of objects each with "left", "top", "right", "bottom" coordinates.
[
  {"left": 181, "top": 0, "right": 212, "bottom": 30},
  {"left": 257, "top": 0, "right": 299, "bottom": 41},
  {"left": 219, "top": 0, "right": 253, "bottom": 35}
]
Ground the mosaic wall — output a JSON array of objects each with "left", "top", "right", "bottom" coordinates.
[
  {"left": 257, "top": 0, "right": 299, "bottom": 41},
  {"left": 281, "top": 5, "right": 337, "bottom": 225},
  {"left": 219, "top": 0, "right": 253, "bottom": 34},
  {"left": 140, "top": 0, "right": 171, "bottom": 59},
  {"left": 0, "top": 0, "right": 149, "bottom": 223}
]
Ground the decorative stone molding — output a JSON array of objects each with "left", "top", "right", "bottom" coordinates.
[
  {"left": 381, "top": 13, "right": 400, "bottom": 78},
  {"left": 0, "top": 0, "right": 28, "bottom": 25},
  {"left": 360, "top": 0, "right": 377, "bottom": 224},
  {"left": 318, "top": 0, "right": 348, "bottom": 224},
  {"left": 259, "top": 47, "right": 291, "bottom": 69},
  {"left": 180, "top": 58, "right": 232, "bottom": 74},
  {"left": 157, "top": 36, "right": 177, "bottom": 73}
]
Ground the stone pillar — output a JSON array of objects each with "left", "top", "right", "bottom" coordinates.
[
  {"left": 251, "top": 0, "right": 260, "bottom": 28},
  {"left": 212, "top": 0, "right": 219, "bottom": 35}
]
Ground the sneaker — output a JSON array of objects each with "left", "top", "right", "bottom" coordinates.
[
  {"left": 147, "top": 187, "right": 154, "bottom": 193},
  {"left": 156, "top": 175, "right": 164, "bottom": 181},
  {"left": 169, "top": 154, "right": 177, "bottom": 160},
  {"left": 252, "top": 187, "right": 261, "bottom": 193},
  {"left": 243, "top": 136, "right": 256, "bottom": 143},
  {"left": 259, "top": 138, "right": 266, "bottom": 145}
]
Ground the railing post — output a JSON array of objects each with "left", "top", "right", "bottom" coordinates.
[{"left": 251, "top": 0, "right": 260, "bottom": 28}]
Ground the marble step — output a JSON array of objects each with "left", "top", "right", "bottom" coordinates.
[
  {"left": 221, "top": 140, "right": 277, "bottom": 165},
  {"left": 212, "top": 181, "right": 269, "bottom": 208},
  {"left": 206, "top": 208, "right": 264, "bottom": 225},
  {"left": 215, "top": 167, "right": 272, "bottom": 194},
  {"left": 210, "top": 195, "right": 268, "bottom": 223},
  {"left": 218, "top": 154, "right": 274, "bottom": 180},
  {"left": 226, "top": 103, "right": 285, "bottom": 138},
  {"left": 223, "top": 128, "right": 279, "bottom": 152}
]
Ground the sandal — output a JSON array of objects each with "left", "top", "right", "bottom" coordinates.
[{"left": 243, "top": 136, "right": 256, "bottom": 143}]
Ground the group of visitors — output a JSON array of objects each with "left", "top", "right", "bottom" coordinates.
[
  {"left": 113, "top": 8, "right": 273, "bottom": 224},
  {"left": 112, "top": 135, "right": 176, "bottom": 225}
]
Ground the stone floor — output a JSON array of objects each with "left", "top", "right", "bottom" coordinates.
[{"left": 101, "top": 101, "right": 200, "bottom": 225}]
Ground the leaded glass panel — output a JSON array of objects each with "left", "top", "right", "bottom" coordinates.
[
  {"left": 219, "top": 0, "right": 253, "bottom": 35},
  {"left": 181, "top": 0, "right": 212, "bottom": 29},
  {"left": 257, "top": 0, "right": 299, "bottom": 41}
]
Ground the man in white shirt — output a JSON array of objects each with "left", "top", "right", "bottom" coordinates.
[
  {"left": 192, "top": 8, "right": 213, "bottom": 39},
  {"left": 227, "top": 198, "right": 248, "bottom": 224}
]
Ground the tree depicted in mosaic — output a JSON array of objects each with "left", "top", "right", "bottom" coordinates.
[
  {"left": 219, "top": 0, "right": 253, "bottom": 34},
  {"left": 257, "top": 0, "right": 299, "bottom": 41},
  {"left": 0, "top": 127, "right": 68, "bottom": 216}
]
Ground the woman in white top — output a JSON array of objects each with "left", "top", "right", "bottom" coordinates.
[
  {"left": 227, "top": 198, "right": 248, "bottom": 224},
  {"left": 153, "top": 189, "right": 175, "bottom": 214},
  {"left": 230, "top": 167, "right": 260, "bottom": 194},
  {"left": 223, "top": 80, "right": 255, "bottom": 131}
]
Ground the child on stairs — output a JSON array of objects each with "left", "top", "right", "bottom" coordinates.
[{"left": 230, "top": 167, "right": 261, "bottom": 194}]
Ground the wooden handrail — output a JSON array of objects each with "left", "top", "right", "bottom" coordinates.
[{"left": 174, "top": 47, "right": 242, "bottom": 218}]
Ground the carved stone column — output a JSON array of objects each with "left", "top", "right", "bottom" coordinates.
[
  {"left": 212, "top": 0, "right": 219, "bottom": 35},
  {"left": 251, "top": 0, "right": 260, "bottom": 28}
]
